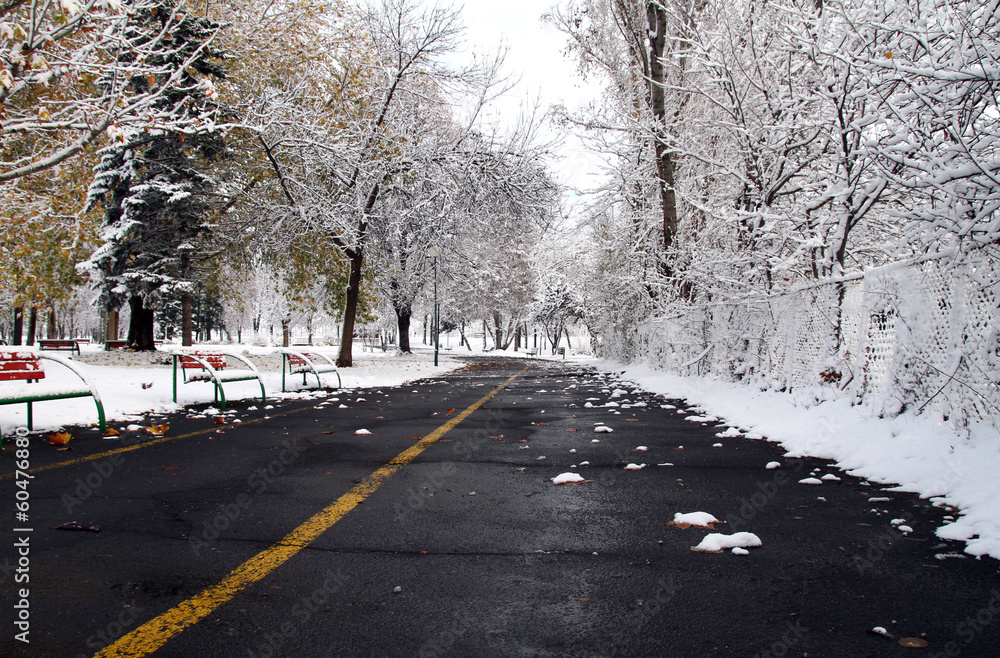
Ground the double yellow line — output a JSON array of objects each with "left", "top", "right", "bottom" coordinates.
[{"left": 96, "top": 370, "right": 522, "bottom": 657}]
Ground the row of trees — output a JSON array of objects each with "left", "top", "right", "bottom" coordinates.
[
  {"left": 1, "top": 0, "right": 566, "bottom": 365},
  {"left": 547, "top": 0, "right": 999, "bottom": 369}
]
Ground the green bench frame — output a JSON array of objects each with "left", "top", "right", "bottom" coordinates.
[
  {"left": 281, "top": 350, "right": 341, "bottom": 392},
  {"left": 171, "top": 350, "right": 266, "bottom": 410},
  {"left": 0, "top": 349, "right": 107, "bottom": 441}
]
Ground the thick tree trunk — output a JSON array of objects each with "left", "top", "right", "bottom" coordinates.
[
  {"left": 181, "top": 291, "right": 193, "bottom": 346},
  {"left": 106, "top": 308, "right": 119, "bottom": 343},
  {"left": 396, "top": 303, "right": 412, "bottom": 353},
  {"left": 12, "top": 307, "right": 23, "bottom": 345},
  {"left": 337, "top": 249, "right": 364, "bottom": 367},
  {"left": 127, "top": 295, "right": 156, "bottom": 350},
  {"left": 26, "top": 308, "right": 37, "bottom": 346},
  {"left": 47, "top": 307, "right": 58, "bottom": 339}
]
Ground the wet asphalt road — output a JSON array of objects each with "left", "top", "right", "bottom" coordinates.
[{"left": 2, "top": 357, "right": 999, "bottom": 657}]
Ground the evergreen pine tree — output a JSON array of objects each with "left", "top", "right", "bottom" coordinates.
[{"left": 84, "top": 0, "right": 228, "bottom": 350}]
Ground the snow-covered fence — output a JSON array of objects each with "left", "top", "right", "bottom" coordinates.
[{"left": 632, "top": 256, "right": 1000, "bottom": 426}]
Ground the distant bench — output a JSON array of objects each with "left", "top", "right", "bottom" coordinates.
[
  {"left": 523, "top": 348, "right": 538, "bottom": 357},
  {"left": 281, "top": 350, "right": 341, "bottom": 392},
  {"left": 170, "top": 350, "right": 266, "bottom": 410},
  {"left": 38, "top": 339, "right": 81, "bottom": 355},
  {"left": 0, "top": 348, "right": 106, "bottom": 440}
]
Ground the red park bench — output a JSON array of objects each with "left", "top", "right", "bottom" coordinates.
[
  {"left": 38, "top": 339, "right": 82, "bottom": 355},
  {"left": 0, "top": 348, "right": 106, "bottom": 442},
  {"left": 170, "top": 349, "right": 266, "bottom": 410},
  {"left": 280, "top": 350, "right": 341, "bottom": 392}
]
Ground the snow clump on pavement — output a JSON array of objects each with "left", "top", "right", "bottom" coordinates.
[{"left": 693, "top": 532, "right": 762, "bottom": 552}]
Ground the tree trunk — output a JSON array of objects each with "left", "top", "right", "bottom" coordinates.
[
  {"left": 181, "top": 291, "right": 193, "bottom": 346},
  {"left": 127, "top": 295, "right": 156, "bottom": 350},
  {"left": 493, "top": 312, "right": 503, "bottom": 350},
  {"left": 26, "top": 308, "right": 37, "bottom": 346},
  {"left": 396, "top": 303, "right": 412, "bottom": 353},
  {"left": 12, "top": 307, "right": 23, "bottom": 345},
  {"left": 282, "top": 316, "right": 291, "bottom": 347},
  {"left": 337, "top": 249, "right": 364, "bottom": 367},
  {"left": 47, "top": 307, "right": 58, "bottom": 339},
  {"left": 106, "top": 307, "right": 119, "bottom": 343}
]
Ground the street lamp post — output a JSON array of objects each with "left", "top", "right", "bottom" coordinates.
[{"left": 428, "top": 246, "right": 440, "bottom": 366}]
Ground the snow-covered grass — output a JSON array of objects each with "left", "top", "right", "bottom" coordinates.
[
  {"left": 599, "top": 360, "right": 1000, "bottom": 560},
  {"left": 0, "top": 344, "right": 466, "bottom": 436}
]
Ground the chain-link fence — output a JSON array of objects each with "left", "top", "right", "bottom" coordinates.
[{"left": 631, "top": 256, "right": 1000, "bottom": 427}]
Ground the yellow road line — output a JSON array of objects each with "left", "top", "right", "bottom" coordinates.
[
  {"left": 0, "top": 403, "right": 321, "bottom": 481},
  {"left": 95, "top": 370, "right": 523, "bottom": 658}
]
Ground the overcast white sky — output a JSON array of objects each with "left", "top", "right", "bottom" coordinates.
[{"left": 444, "top": 1, "right": 604, "bottom": 197}]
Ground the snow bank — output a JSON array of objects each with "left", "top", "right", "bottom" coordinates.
[{"left": 600, "top": 360, "right": 1000, "bottom": 560}]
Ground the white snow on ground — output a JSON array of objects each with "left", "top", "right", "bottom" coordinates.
[
  {"left": 0, "top": 346, "right": 465, "bottom": 435},
  {"left": 551, "top": 472, "right": 586, "bottom": 484},
  {"left": 672, "top": 511, "right": 720, "bottom": 527},
  {"left": 693, "top": 532, "right": 762, "bottom": 552},
  {"left": 599, "top": 360, "right": 1000, "bottom": 560}
]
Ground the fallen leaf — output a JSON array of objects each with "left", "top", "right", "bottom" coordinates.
[
  {"left": 47, "top": 431, "right": 71, "bottom": 445},
  {"left": 213, "top": 417, "right": 226, "bottom": 425},
  {"left": 568, "top": 428, "right": 579, "bottom": 432},
  {"left": 147, "top": 424, "right": 169, "bottom": 436},
  {"left": 410, "top": 435, "right": 422, "bottom": 441},
  {"left": 446, "top": 408, "right": 456, "bottom": 414},
  {"left": 161, "top": 466, "right": 179, "bottom": 470},
  {"left": 52, "top": 521, "right": 100, "bottom": 532},
  {"left": 104, "top": 428, "right": 121, "bottom": 437},
  {"left": 899, "top": 638, "right": 929, "bottom": 648}
]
